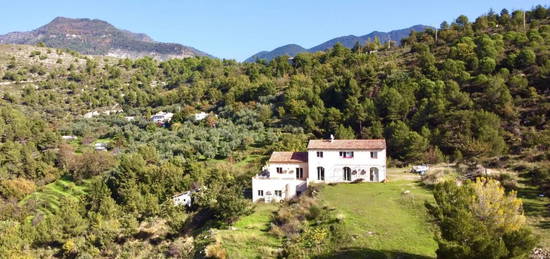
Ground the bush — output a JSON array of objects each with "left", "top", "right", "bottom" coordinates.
[
  {"left": 67, "top": 151, "right": 116, "bottom": 181},
  {"left": 211, "top": 186, "right": 252, "bottom": 224},
  {"left": 166, "top": 237, "right": 194, "bottom": 258},
  {"left": 271, "top": 188, "right": 350, "bottom": 257},
  {"left": 426, "top": 178, "right": 538, "bottom": 258},
  {"left": 307, "top": 205, "right": 322, "bottom": 220},
  {"left": 421, "top": 169, "right": 447, "bottom": 185},
  {"left": 0, "top": 178, "right": 37, "bottom": 200},
  {"left": 204, "top": 241, "right": 227, "bottom": 259}
]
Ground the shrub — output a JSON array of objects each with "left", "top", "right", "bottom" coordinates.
[
  {"left": 307, "top": 205, "right": 321, "bottom": 220},
  {"left": 211, "top": 187, "right": 253, "bottom": 224},
  {"left": 426, "top": 178, "right": 538, "bottom": 258},
  {"left": 272, "top": 188, "right": 350, "bottom": 257},
  {"left": 204, "top": 241, "right": 227, "bottom": 259},
  {"left": 166, "top": 237, "right": 194, "bottom": 258},
  {"left": 421, "top": 169, "right": 446, "bottom": 185},
  {"left": 29, "top": 50, "right": 41, "bottom": 57},
  {"left": 0, "top": 178, "right": 37, "bottom": 200}
]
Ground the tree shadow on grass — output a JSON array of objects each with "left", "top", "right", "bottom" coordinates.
[
  {"left": 313, "top": 247, "right": 433, "bottom": 259},
  {"left": 538, "top": 219, "right": 550, "bottom": 229},
  {"left": 516, "top": 173, "right": 550, "bottom": 217}
]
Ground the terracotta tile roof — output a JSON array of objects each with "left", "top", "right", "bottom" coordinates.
[
  {"left": 269, "top": 152, "right": 308, "bottom": 163},
  {"left": 307, "top": 139, "right": 386, "bottom": 150}
]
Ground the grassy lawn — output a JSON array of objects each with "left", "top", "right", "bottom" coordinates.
[
  {"left": 216, "top": 203, "right": 282, "bottom": 258},
  {"left": 235, "top": 154, "right": 263, "bottom": 169},
  {"left": 21, "top": 177, "right": 90, "bottom": 215},
  {"left": 93, "top": 138, "right": 112, "bottom": 144},
  {"left": 318, "top": 170, "right": 437, "bottom": 258},
  {"left": 211, "top": 164, "right": 548, "bottom": 258},
  {"left": 515, "top": 172, "right": 550, "bottom": 248},
  {"left": 206, "top": 147, "right": 267, "bottom": 176}
]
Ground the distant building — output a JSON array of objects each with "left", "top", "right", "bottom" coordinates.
[
  {"left": 102, "top": 108, "right": 123, "bottom": 115},
  {"left": 94, "top": 142, "right": 108, "bottom": 151},
  {"left": 252, "top": 137, "right": 387, "bottom": 202},
  {"left": 61, "top": 135, "right": 77, "bottom": 140},
  {"left": 83, "top": 104, "right": 123, "bottom": 118},
  {"left": 151, "top": 111, "right": 174, "bottom": 124},
  {"left": 83, "top": 111, "right": 100, "bottom": 119},
  {"left": 194, "top": 112, "right": 209, "bottom": 121},
  {"left": 124, "top": 116, "right": 135, "bottom": 121},
  {"left": 172, "top": 191, "right": 192, "bottom": 207}
]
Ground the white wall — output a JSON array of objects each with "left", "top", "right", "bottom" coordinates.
[
  {"left": 307, "top": 149, "right": 386, "bottom": 183},
  {"left": 252, "top": 178, "right": 307, "bottom": 202},
  {"left": 173, "top": 194, "right": 191, "bottom": 207},
  {"left": 252, "top": 148, "right": 387, "bottom": 202},
  {"left": 266, "top": 162, "right": 308, "bottom": 180}
]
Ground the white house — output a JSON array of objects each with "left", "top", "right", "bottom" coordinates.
[
  {"left": 94, "top": 142, "right": 108, "bottom": 151},
  {"left": 252, "top": 137, "right": 386, "bottom": 202},
  {"left": 173, "top": 191, "right": 192, "bottom": 207},
  {"left": 252, "top": 152, "right": 309, "bottom": 203},
  {"left": 194, "top": 112, "right": 209, "bottom": 121},
  {"left": 61, "top": 135, "right": 77, "bottom": 141},
  {"left": 83, "top": 104, "right": 123, "bottom": 119},
  {"left": 151, "top": 111, "right": 174, "bottom": 124},
  {"left": 83, "top": 111, "right": 100, "bottom": 119}
]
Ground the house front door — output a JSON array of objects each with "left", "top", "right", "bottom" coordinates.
[
  {"left": 343, "top": 167, "right": 351, "bottom": 181},
  {"left": 370, "top": 167, "right": 379, "bottom": 182},
  {"left": 265, "top": 191, "right": 273, "bottom": 203}
]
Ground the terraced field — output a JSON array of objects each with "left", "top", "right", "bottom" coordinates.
[{"left": 21, "top": 178, "right": 90, "bottom": 215}]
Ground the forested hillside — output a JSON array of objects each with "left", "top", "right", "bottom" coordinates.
[
  {"left": 0, "top": 6, "right": 548, "bottom": 258},
  {"left": 245, "top": 24, "right": 431, "bottom": 62}
]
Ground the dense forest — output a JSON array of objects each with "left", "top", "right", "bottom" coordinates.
[{"left": 0, "top": 6, "right": 548, "bottom": 258}]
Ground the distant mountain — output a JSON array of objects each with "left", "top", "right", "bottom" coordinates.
[
  {"left": 245, "top": 25, "right": 432, "bottom": 62},
  {"left": 0, "top": 17, "right": 211, "bottom": 60},
  {"left": 246, "top": 44, "right": 307, "bottom": 63}
]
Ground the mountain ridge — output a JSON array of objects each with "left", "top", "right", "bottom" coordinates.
[
  {"left": 0, "top": 16, "right": 211, "bottom": 60},
  {"left": 245, "top": 24, "right": 432, "bottom": 62}
]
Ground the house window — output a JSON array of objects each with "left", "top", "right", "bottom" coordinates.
[
  {"left": 339, "top": 151, "right": 354, "bottom": 158},
  {"left": 258, "top": 190, "right": 264, "bottom": 196},
  {"left": 317, "top": 167, "right": 325, "bottom": 181},
  {"left": 370, "top": 151, "right": 378, "bottom": 159},
  {"left": 344, "top": 167, "right": 352, "bottom": 181},
  {"left": 316, "top": 151, "right": 323, "bottom": 158},
  {"left": 276, "top": 167, "right": 283, "bottom": 174},
  {"left": 275, "top": 190, "right": 282, "bottom": 197},
  {"left": 296, "top": 168, "right": 304, "bottom": 179}
]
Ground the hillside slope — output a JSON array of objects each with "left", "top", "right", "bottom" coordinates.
[
  {"left": 245, "top": 24, "right": 431, "bottom": 62},
  {"left": 0, "top": 17, "right": 211, "bottom": 60},
  {"left": 246, "top": 44, "right": 307, "bottom": 62}
]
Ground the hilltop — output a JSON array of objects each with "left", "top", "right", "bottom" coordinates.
[
  {"left": 245, "top": 24, "right": 431, "bottom": 62},
  {"left": 0, "top": 17, "right": 211, "bottom": 60}
]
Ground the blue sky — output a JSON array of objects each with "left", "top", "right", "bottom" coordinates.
[{"left": 0, "top": 0, "right": 547, "bottom": 61}]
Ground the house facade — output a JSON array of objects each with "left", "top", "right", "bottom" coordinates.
[
  {"left": 173, "top": 191, "right": 192, "bottom": 207},
  {"left": 252, "top": 138, "right": 386, "bottom": 202},
  {"left": 151, "top": 111, "right": 174, "bottom": 124},
  {"left": 194, "top": 112, "right": 209, "bottom": 121}
]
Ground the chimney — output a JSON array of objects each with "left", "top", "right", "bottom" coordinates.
[{"left": 330, "top": 134, "right": 334, "bottom": 142}]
